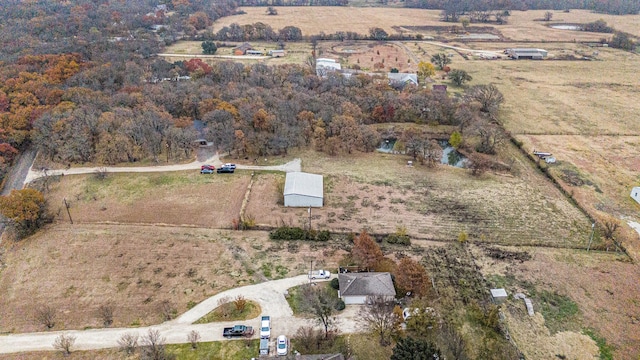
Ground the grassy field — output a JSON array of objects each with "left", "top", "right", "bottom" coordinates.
[
  {"left": 476, "top": 245, "right": 640, "bottom": 359},
  {"left": 0, "top": 340, "right": 260, "bottom": 360},
  {"left": 450, "top": 42, "right": 640, "bottom": 257},
  {"left": 162, "top": 41, "right": 312, "bottom": 65},
  {"left": 0, "top": 224, "right": 345, "bottom": 333},
  {"left": 284, "top": 149, "right": 591, "bottom": 247},
  {"left": 211, "top": 7, "right": 640, "bottom": 41}
]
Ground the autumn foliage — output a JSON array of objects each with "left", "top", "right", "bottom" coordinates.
[
  {"left": 0, "top": 188, "right": 49, "bottom": 238},
  {"left": 394, "top": 257, "right": 431, "bottom": 298},
  {"left": 352, "top": 230, "right": 384, "bottom": 269}
]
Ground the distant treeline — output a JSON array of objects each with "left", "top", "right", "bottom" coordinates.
[
  {"left": 238, "top": 0, "right": 348, "bottom": 5},
  {"left": 404, "top": 0, "right": 640, "bottom": 15}
]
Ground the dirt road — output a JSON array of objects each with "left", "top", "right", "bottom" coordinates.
[
  {"left": 24, "top": 155, "right": 302, "bottom": 184},
  {"left": 0, "top": 274, "right": 362, "bottom": 354}
]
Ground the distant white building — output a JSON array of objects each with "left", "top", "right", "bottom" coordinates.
[
  {"left": 387, "top": 73, "right": 418, "bottom": 87},
  {"left": 631, "top": 187, "right": 640, "bottom": 205},
  {"left": 284, "top": 172, "right": 323, "bottom": 207},
  {"left": 316, "top": 58, "right": 341, "bottom": 77},
  {"left": 506, "top": 48, "right": 548, "bottom": 60}
]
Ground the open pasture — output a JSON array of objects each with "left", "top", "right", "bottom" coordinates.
[
  {"left": 452, "top": 42, "right": 640, "bottom": 255},
  {"left": 0, "top": 224, "right": 344, "bottom": 333},
  {"left": 243, "top": 150, "right": 592, "bottom": 247},
  {"left": 211, "top": 7, "right": 640, "bottom": 42},
  {"left": 42, "top": 171, "right": 249, "bottom": 228}
]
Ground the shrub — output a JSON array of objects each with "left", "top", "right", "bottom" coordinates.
[
  {"left": 269, "top": 226, "right": 331, "bottom": 242},
  {"left": 334, "top": 299, "right": 346, "bottom": 311},
  {"left": 385, "top": 233, "right": 411, "bottom": 245},
  {"left": 330, "top": 278, "right": 340, "bottom": 290}
]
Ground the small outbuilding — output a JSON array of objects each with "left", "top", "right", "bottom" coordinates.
[
  {"left": 284, "top": 172, "right": 323, "bottom": 207},
  {"left": 338, "top": 272, "right": 396, "bottom": 305},
  {"left": 490, "top": 288, "right": 508, "bottom": 304},
  {"left": 631, "top": 187, "right": 640, "bottom": 205}
]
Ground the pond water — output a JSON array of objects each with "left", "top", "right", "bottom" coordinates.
[
  {"left": 377, "top": 140, "right": 467, "bottom": 168},
  {"left": 439, "top": 140, "right": 467, "bottom": 168},
  {"left": 551, "top": 24, "right": 582, "bottom": 30}
]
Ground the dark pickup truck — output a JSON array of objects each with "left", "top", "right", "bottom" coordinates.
[{"left": 223, "top": 325, "right": 254, "bottom": 338}]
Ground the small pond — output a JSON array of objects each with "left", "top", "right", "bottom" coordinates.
[
  {"left": 439, "top": 140, "right": 467, "bottom": 168},
  {"left": 377, "top": 140, "right": 467, "bottom": 168},
  {"left": 550, "top": 24, "right": 582, "bottom": 31}
]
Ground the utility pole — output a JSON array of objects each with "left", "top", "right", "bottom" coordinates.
[
  {"left": 308, "top": 206, "right": 312, "bottom": 230},
  {"left": 309, "top": 259, "right": 314, "bottom": 285},
  {"left": 587, "top": 222, "right": 595, "bottom": 251},
  {"left": 63, "top": 198, "right": 73, "bottom": 224}
]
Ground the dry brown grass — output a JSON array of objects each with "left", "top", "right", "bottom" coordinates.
[
  {"left": 0, "top": 224, "right": 345, "bottom": 333},
  {"left": 211, "top": 7, "right": 443, "bottom": 36},
  {"left": 243, "top": 148, "right": 592, "bottom": 248},
  {"left": 318, "top": 42, "right": 417, "bottom": 72},
  {"left": 211, "top": 8, "right": 640, "bottom": 41},
  {"left": 451, "top": 42, "right": 640, "bottom": 257},
  {"left": 504, "top": 9, "right": 640, "bottom": 40},
  {"left": 42, "top": 171, "right": 249, "bottom": 228},
  {"left": 477, "top": 246, "right": 640, "bottom": 359}
]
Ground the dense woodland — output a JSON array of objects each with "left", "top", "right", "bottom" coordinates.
[{"left": 0, "top": 0, "right": 506, "bottom": 184}]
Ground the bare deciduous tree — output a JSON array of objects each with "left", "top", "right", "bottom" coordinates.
[
  {"left": 52, "top": 333, "right": 76, "bottom": 356},
  {"left": 158, "top": 300, "right": 176, "bottom": 321},
  {"left": 440, "top": 324, "right": 468, "bottom": 360},
  {"left": 217, "top": 296, "right": 232, "bottom": 318},
  {"left": 35, "top": 304, "right": 57, "bottom": 330},
  {"left": 358, "top": 296, "right": 401, "bottom": 346},
  {"left": 473, "top": 123, "right": 506, "bottom": 155},
  {"left": 300, "top": 284, "right": 340, "bottom": 338},
  {"left": 97, "top": 302, "right": 114, "bottom": 327},
  {"left": 140, "top": 328, "right": 173, "bottom": 360},
  {"left": 467, "top": 84, "right": 504, "bottom": 118},
  {"left": 187, "top": 330, "right": 201, "bottom": 349},
  {"left": 118, "top": 332, "right": 139, "bottom": 355}
]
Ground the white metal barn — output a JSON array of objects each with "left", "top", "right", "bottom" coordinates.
[
  {"left": 631, "top": 187, "right": 640, "bottom": 205},
  {"left": 284, "top": 172, "right": 324, "bottom": 207}
]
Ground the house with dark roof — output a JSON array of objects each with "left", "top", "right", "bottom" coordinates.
[{"left": 338, "top": 272, "right": 396, "bottom": 305}]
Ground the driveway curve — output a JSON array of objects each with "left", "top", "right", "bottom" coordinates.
[
  {"left": 0, "top": 275, "right": 362, "bottom": 354},
  {"left": 24, "top": 155, "right": 301, "bottom": 184}
]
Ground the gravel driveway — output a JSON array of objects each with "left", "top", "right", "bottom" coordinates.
[
  {"left": 24, "top": 155, "right": 301, "bottom": 184},
  {"left": 0, "top": 275, "right": 363, "bottom": 354}
]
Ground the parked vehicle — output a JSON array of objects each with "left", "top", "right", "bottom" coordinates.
[
  {"left": 308, "top": 269, "right": 331, "bottom": 279},
  {"left": 200, "top": 168, "right": 214, "bottom": 174},
  {"left": 223, "top": 325, "right": 254, "bottom": 338},
  {"left": 222, "top": 163, "right": 237, "bottom": 170},
  {"left": 260, "top": 316, "right": 271, "bottom": 339},
  {"left": 217, "top": 167, "right": 234, "bottom": 173},
  {"left": 276, "top": 335, "right": 288, "bottom": 356},
  {"left": 259, "top": 338, "right": 269, "bottom": 355},
  {"left": 201, "top": 164, "right": 215, "bottom": 170}
]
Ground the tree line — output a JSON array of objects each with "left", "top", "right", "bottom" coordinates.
[{"left": 405, "top": 0, "right": 640, "bottom": 15}]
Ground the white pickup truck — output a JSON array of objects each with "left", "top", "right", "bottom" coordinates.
[
  {"left": 308, "top": 269, "right": 331, "bottom": 279},
  {"left": 260, "top": 315, "right": 271, "bottom": 339}
]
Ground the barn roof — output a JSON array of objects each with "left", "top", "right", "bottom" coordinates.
[
  {"left": 284, "top": 172, "right": 323, "bottom": 199},
  {"left": 338, "top": 272, "right": 396, "bottom": 297}
]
